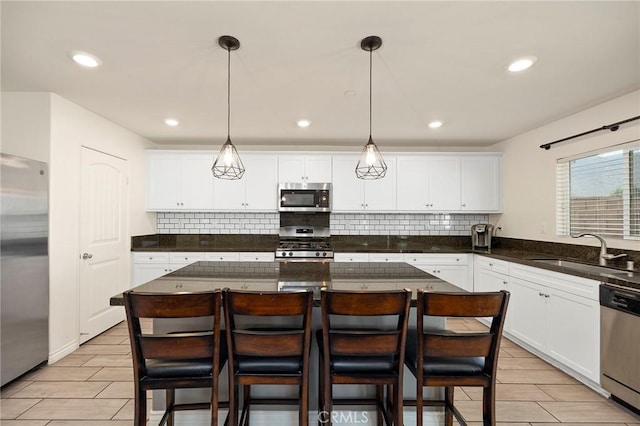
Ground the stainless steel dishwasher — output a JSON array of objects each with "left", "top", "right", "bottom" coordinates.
[{"left": 600, "top": 284, "right": 640, "bottom": 412}]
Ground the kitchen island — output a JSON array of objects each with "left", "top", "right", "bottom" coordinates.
[{"left": 111, "top": 261, "right": 463, "bottom": 425}]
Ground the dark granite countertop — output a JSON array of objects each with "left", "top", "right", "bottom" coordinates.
[
  {"left": 131, "top": 234, "right": 470, "bottom": 253},
  {"left": 473, "top": 248, "right": 640, "bottom": 291},
  {"left": 110, "top": 261, "right": 461, "bottom": 306}
]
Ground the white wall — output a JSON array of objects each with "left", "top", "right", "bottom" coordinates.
[
  {"left": 1, "top": 92, "right": 51, "bottom": 161},
  {"left": 492, "top": 90, "right": 640, "bottom": 251},
  {"left": 1, "top": 92, "right": 157, "bottom": 361}
]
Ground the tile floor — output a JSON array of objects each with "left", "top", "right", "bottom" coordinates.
[{"left": 1, "top": 318, "right": 639, "bottom": 425}]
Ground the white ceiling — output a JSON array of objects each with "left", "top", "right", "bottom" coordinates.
[{"left": 2, "top": 1, "right": 639, "bottom": 149}]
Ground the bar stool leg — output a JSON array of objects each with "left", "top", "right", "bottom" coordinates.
[
  {"left": 166, "top": 389, "right": 175, "bottom": 426},
  {"left": 444, "top": 387, "right": 454, "bottom": 426},
  {"left": 483, "top": 383, "right": 496, "bottom": 426}
]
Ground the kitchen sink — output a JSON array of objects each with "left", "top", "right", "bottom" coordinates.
[{"left": 532, "top": 259, "right": 626, "bottom": 276}]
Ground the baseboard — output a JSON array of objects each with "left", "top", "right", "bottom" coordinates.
[
  {"left": 149, "top": 408, "right": 444, "bottom": 425},
  {"left": 47, "top": 339, "right": 78, "bottom": 364}
]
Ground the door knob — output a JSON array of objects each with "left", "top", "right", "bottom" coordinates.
[{"left": 82, "top": 253, "right": 93, "bottom": 260}]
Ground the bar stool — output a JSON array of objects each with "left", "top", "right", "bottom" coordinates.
[
  {"left": 318, "top": 288, "right": 411, "bottom": 426},
  {"left": 123, "top": 290, "right": 227, "bottom": 426},
  {"left": 404, "top": 290, "right": 510, "bottom": 426},
  {"left": 223, "top": 289, "right": 314, "bottom": 426}
]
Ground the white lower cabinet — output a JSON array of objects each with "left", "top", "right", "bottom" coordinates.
[
  {"left": 132, "top": 251, "right": 274, "bottom": 286},
  {"left": 403, "top": 253, "right": 472, "bottom": 291},
  {"left": 508, "top": 263, "right": 600, "bottom": 383}
]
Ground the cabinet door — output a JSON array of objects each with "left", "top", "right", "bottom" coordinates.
[
  {"left": 244, "top": 155, "right": 278, "bottom": 210},
  {"left": 428, "top": 156, "right": 461, "bottom": 211},
  {"left": 546, "top": 288, "right": 600, "bottom": 381},
  {"left": 181, "top": 155, "right": 214, "bottom": 210},
  {"left": 147, "top": 154, "right": 181, "bottom": 210},
  {"left": 508, "top": 277, "right": 547, "bottom": 352},
  {"left": 396, "top": 157, "right": 429, "bottom": 210},
  {"left": 305, "top": 156, "right": 332, "bottom": 182},
  {"left": 278, "top": 157, "right": 306, "bottom": 182},
  {"left": 213, "top": 176, "right": 245, "bottom": 210},
  {"left": 364, "top": 157, "right": 396, "bottom": 210},
  {"left": 461, "top": 156, "right": 501, "bottom": 211},
  {"left": 433, "top": 266, "right": 470, "bottom": 291},
  {"left": 332, "top": 157, "right": 364, "bottom": 211}
]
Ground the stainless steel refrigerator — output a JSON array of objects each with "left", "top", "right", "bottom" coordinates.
[{"left": 1, "top": 153, "right": 49, "bottom": 386}]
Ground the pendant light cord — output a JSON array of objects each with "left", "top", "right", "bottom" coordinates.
[
  {"left": 227, "top": 46, "right": 231, "bottom": 140},
  {"left": 369, "top": 46, "right": 372, "bottom": 138}
]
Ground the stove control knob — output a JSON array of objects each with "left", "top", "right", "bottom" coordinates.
[
  {"left": 316, "top": 252, "right": 320, "bottom": 257},
  {"left": 323, "top": 252, "right": 327, "bottom": 257},
  {"left": 288, "top": 251, "right": 293, "bottom": 256},
  {"left": 281, "top": 252, "right": 287, "bottom": 257}
]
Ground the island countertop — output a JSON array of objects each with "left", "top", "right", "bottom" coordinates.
[{"left": 110, "top": 261, "right": 463, "bottom": 306}]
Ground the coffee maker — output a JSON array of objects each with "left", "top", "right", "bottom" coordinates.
[{"left": 471, "top": 223, "right": 494, "bottom": 251}]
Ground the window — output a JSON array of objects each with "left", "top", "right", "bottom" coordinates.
[{"left": 557, "top": 140, "right": 640, "bottom": 240}]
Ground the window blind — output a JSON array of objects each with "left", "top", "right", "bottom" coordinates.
[{"left": 557, "top": 140, "right": 640, "bottom": 240}]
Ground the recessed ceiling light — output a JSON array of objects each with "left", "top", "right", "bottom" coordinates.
[
  {"left": 508, "top": 56, "right": 537, "bottom": 72},
  {"left": 164, "top": 118, "right": 179, "bottom": 127},
  {"left": 428, "top": 121, "right": 443, "bottom": 129},
  {"left": 69, "top": 51, "right": 102, "bottom": 68},
  {"left": 297, "top": 119, "right": 311, "bottom": 128}
]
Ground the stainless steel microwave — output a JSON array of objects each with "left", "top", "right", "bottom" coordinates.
[{"left": 279, "top": 183, "right": 332, "bottom": 212}]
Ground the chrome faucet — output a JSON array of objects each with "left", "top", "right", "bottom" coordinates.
[{"left": 572, "top": 233, "right": 627, "bottom": 266}]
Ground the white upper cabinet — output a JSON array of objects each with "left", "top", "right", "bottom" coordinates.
[
  {"left": 278, "top": 155, "right": 332, "bottom": 183},
  {"left": 147, "top": 151, "right": 214, "bottom": 211},
  {"left": 332, "top": 156, "right": 396, "bottom": 212},
  {"left": 460, "top": 155, "right": 502, "bottom": 212},
  {"left": 213, "top": 154, "right": 278, "bottom": 211},
  {"left": 397, "top": 154, "right": 501, "bottom": 213},
  {"left": 397, "top": 156, "right": 460, "bottom": 211}
]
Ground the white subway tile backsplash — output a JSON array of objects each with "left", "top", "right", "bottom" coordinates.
[{"left": 155, "top": 212, "right": 487, "bottom": 236}]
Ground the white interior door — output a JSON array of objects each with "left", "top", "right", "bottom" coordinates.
[{"left": 79, "top": 147, "right": 129, "bottom": 344}]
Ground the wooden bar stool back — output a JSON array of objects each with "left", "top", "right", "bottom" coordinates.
[
  {"left": 318, "top": 288, "right": 412, "bottom": 426},
  {"left": 123, "top": 290, "right": 226, "bottom": 426},
  {"left": 223, "top": 289, "right": 314, "bottom": 426},
  {"left": 405, "top": 290, "right": 510, "bottom": 426}
]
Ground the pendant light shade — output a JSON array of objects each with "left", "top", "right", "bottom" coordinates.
[
  {"left": 212, "top": 35, "right": 245, "bottom": 180},
  {"left": 355, "top": 35, "right": 387, "bottom": 180}
]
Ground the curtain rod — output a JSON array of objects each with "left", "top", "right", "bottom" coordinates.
[{"left": 539, "top": 115, "right": 640, "bottom": 150}]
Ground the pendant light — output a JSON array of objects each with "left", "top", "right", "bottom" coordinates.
[
  {"left": 355, "top": 35, "right": 387, "bottom": 180},
  {"left": 212, "top": 35, "right": 245, "bottom": 180}
]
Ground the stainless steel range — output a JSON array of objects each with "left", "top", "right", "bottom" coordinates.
[{"left": 276, "top": 211, "right": 333, "bottom": 261}]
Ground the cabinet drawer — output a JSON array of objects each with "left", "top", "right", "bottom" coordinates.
[
  {"left": 368, "top": 253, "right": 404, "bottom": 263},
  {"left": 334, "top": 253, "right": 369, "bottom": 262},
  {"left": 169, "top": 252, "right": 205, "bottom": 265},
  {"left": 239, "top": 252, "right": 275, "bottom": 262},
  {"left": 403, "top": 253, "right": 468, "bottom": 265},
  {"left": 133, "top": 252, "right": 170, "bottom": 264},
  {"left": 509, "top": 262, "right": 599, "bottom": 301},
  {"left": 204, "top": 252, "right": 241, "bottom": 262},
  {"left": 475, "top": 255, "right": 509, "bottom": 275}
]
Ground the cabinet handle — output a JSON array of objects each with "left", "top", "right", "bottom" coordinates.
[
  {"left": 456, "top": 258, "right": 460, "bottom": 262},
  {"left": 545, "top": 294, "right": 550, "bottom": 298},
  {"left": 539, "top": 292, "right": 544, "bottom": 297},
  {"left": 502, "top": 280, "right": 507, "bottom": 285},
  {"left": 461, "top": 203, "right": 466, "bottom": 207}
]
